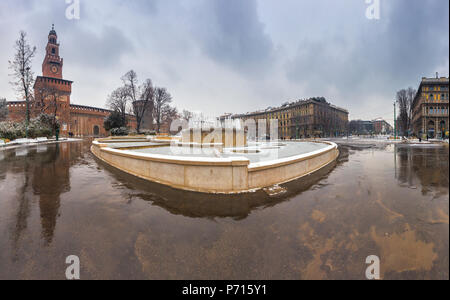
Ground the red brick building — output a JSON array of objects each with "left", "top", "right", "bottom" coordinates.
[{"left": 7, "top": 26, "right": 136, "bottom": 137}]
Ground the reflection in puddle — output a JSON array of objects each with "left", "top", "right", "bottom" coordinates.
[
  {"left": 36, "top": 145, "right": 48, "bottom": 153},
  {"left": 15, "top": 148, "right": 28, "bottom": 157},
  {"left": 0, "top": 140, "right": 448, "bottom": 279}
]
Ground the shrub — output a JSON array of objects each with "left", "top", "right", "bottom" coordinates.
[
  {"left": 104, "top": 111, "right": 126, "bottom": 131},
  {"left": 37, "top": 113, "right": 60, "bottom": 131},
  {"left": 0, "top": 114, "right": 56, "bottom": 140},
  {"left": 111, "top": 127, "right": 129, "bottom": 136},
  {"left": 0, "top": 121, "right": 20, "bottom": 140},
  {"left": 141, "top": 130, "right": 156, "bottom": 136}
]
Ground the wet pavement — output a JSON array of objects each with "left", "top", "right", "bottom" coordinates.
[{"left": 0, "top": 139, "right": 448, "bottom": 279}]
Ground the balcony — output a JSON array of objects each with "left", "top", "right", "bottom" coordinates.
[{"left": 424, "top": 112, "right": 449, "bottom": 117}]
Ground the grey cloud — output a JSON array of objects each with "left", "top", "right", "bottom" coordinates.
[
  {"left": 190, "top": 0, "right": 275, "bottom": 75},
  {"left": 383, "top": 0, "right": 449, "bottom": 77},
  {"left": 64, "top": 26, "right": 134, "bottom": 69},
  {"left": 285, "top": 0, "right": 449, "bottom": 120},
  {"left": 115, "top": 0, "right": 159, "bottom": 15},
  {"left": 286, "top": 37, "right": 362, "bottom": 91}
]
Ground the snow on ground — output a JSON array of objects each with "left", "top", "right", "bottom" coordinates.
[{"left": 0, "top": 137, "right": 82, "bottom": 149}]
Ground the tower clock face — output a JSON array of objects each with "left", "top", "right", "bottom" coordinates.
[{"left": 51, "top": 65, "right": 58, "bottom": 74}]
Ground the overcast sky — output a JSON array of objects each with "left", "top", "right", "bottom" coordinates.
[{"left": 0, "top": 0, "right": 448, "bottom": 123}]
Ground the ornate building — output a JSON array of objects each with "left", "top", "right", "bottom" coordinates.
[
  {"left": 7, "top": 26, "right": 136, "bottom": 137},
  {"left": 220, "top": 97, "right": 349, "bottom": 139},
  {"left": 411, "top": 76, "right": 449, "bottom": 138}
]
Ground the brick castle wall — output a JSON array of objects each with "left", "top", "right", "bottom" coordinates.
[{"left": 7, "top": 102, "right": 137, "bottom": 137}]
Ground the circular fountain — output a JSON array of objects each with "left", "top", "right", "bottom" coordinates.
[{"left": 91, "top": 128, "right": 339, "bottom": 194}]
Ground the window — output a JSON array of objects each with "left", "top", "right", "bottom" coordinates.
[{"left": 52, "top": 48, "right": 55, "bottom": 54}]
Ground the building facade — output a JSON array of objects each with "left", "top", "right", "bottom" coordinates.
[
  {"left": 7, "top": 26, "right": 136, "bottom": 137},
  {"left": 411, "top": 76, "right": 449, "bottom": 139},
  {"left": 348, "top": 118, "right": 392, "bottom": 135},
  {"left": 349, "top": 120, "right": 374, "bottom": 135},
  {"left": 373, "top": 118, "right": 393, "bottom": 135},
  {"left": 220, "top": 97, "right": 349, "bottom": 139}
]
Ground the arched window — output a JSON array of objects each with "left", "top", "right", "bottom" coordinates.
[{"left": 93, "top": 126, "right": 100, "bottom": 136}]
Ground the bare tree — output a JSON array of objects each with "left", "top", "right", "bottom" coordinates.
[
  {"left": 121, "top": 71, "right": 155, "bottom": 133},
  {"left": 162, "top": 106, "right": 179, "bottom": 134},
  {"left": 396, "top": 87, "right": 417, "bottom": 137},
  {"left": 153, "top": 88, "right": 173, "bottom": 133},
  {"left": 0, "top": 98, "right": 8, "bottom": 121},
  {"left": 106, "top": 86, "right": 129, "bottom": 127},
  {"left": 181, "top": 109, "right": 193, "bottom": 122},
  {"left": 121, "top": 70, "right": 138, "bottom": 103},
  {"left": 8, "top": 31, "right": 36, "bottom": 137},
  {"left": 134, "top": 79, "right": 155, "bottom": 133},
  {"left": 396, "top": 89, "right": 409, "bottom": 137},
  {"left": 406, "top": 87, "right": 417, "bottom": 133},
  {"left": 34, "top": 84, "right": 63, "bottom": 133}
]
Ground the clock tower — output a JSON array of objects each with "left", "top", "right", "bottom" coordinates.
[
  {"left": 42, "top": 24, "right": 63, "bottom": 79},
  {"left": 34, "top": 25, "right": 73, "bottom": 136}
]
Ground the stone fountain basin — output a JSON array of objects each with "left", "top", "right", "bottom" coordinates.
[{"left": 91, "top": 139, "right": 339, "bottom": 194}]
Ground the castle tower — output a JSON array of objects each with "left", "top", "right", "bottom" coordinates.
[
  {"left": 42, "top": 24, "right": 64, "bottom": 79},
  {"left": 34, "top": 25, "right": 73, "bottom": 136}
]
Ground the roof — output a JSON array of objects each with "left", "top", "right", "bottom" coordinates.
[
  {"left": 421, "top": 77, "right": 449, "bottom": 84},
  {"left": 6, "top": 100, "right": 26, "bottom": 105},
  {"left": 70, "top": 104, "right": 135, "bottom": 117},
  {"left": 70, "top": 104, "right": 112, "bottom": 113}
]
